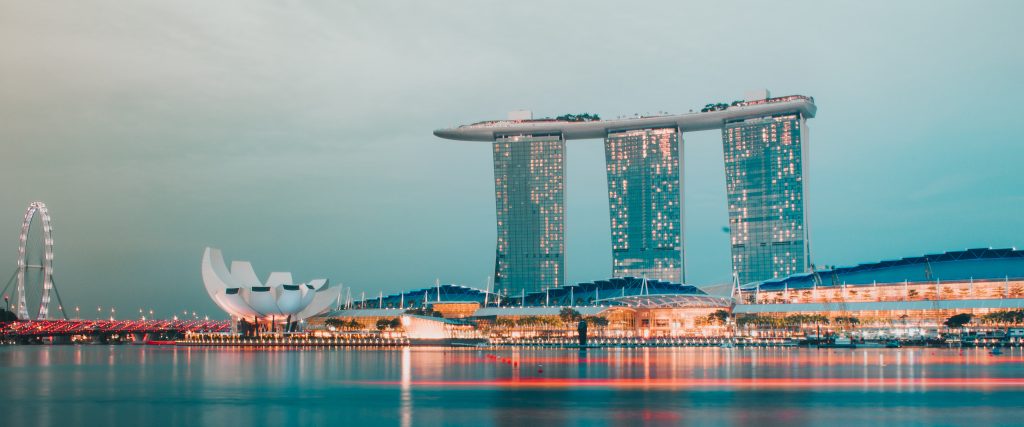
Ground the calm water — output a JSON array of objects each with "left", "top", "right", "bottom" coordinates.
[{"left": 1, "top": 346, "right": 1023, "bottom": 426}]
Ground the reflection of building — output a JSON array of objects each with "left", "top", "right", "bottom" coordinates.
[
  {"left": 723, "top": 113, "right": 810, "bottom": 284},
  {"left": 605, "top": 127, "right": 682, "bottom": 282},
  {"left": 492, "top": 133, "right": 565, "bottom": 296},
  {"left": 434, "top": 93, "right": 817, "bottom": 290},
  {"left": 201, "top": 247, "right": 339, "bottom": 325}
]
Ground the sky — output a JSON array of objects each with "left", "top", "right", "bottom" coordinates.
[{"left": 1, "top": 1, "right": 1022, "bottom": 319}]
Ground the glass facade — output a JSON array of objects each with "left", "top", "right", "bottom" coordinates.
[
  {"left": 492, "top": 133, "right": 565, "bottom": 296},
  {"left": 722, "top": 113, "right": 810, "bottom": 284},
  {"left": 604, "top": 127, "right": 682, "bottom": 283}
]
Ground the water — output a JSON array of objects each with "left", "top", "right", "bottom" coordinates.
[{"left": 1, "top": 346, "right": 1022, "bottom": 426}]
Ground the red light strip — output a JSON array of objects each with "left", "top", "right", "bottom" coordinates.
[{"left": 354, "top": 377, "right": 1024, "bottom": 390}]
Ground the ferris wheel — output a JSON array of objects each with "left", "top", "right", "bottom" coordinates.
[{"left": 1, "top": 201, "right": 66, "bottom": 320}]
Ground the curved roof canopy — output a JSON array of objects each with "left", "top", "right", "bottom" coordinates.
[
  {"left": 608, "top": 294, "right": 733, "bottom": 309},
  {"left": 745, "top": 248, "right": 1024, "bottom": 292},
  {"left": 345, "top": 277, "right": 707, "bottom": 310}
]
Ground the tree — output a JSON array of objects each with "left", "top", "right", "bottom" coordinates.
[
  {"left": 0, "top": 309, "right": 17, "bottom": 322},
  {"left": 981, "top": 310, "right": 1024, "bottom": 325},
  {"left": 493, "top": 318, "right": 515, "bottom": 329},
  {"left": 388, "top": 318, "right": 402, "bottom": 330},
  {"left": 707, "top": 310, "right": 730, "bottom": 326},
  {"left": 375, "top": 318, "right": 391, "bottom": 331},
  {"left": 556, "top": 113, "right": 601, "bottom": 122},
  {"left": 944, "top": 313, "right": 973, "bottom": 330},
  {"left": 326, "top": 318, "right": 363, "bottom": 330},
  {"left": 559, "top": 308, "right": 582, "bottom": 325},
  {"left": 584, "top": 316, "right": 609, "bottom": 328}
]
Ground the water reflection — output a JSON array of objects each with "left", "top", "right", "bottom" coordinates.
[
  {"left": 0, "top": 346, "right": 1022, "bottom": 426},
  {"left": 401, "top": 346, "right": 411, "bottom": 427}
]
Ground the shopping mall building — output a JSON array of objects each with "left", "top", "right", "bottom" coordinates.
[
  {"left": 310, "top": 248, "right": 1024, "bottom": 339},
  {"left": 733, "top": 248, "right": 1024, "bottom": 333}
]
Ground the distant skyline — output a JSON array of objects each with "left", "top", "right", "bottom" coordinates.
[{"left": 2, "top": 1, "right": 1022, "bottom": 318}]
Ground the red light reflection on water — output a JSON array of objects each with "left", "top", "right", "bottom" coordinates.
[
  {"left": 357, "top": 377, "right": 1024, "bottom": 390},
  {"left": 342, "top": 348, "right": 1024, "bottom": 391},
  {"left": 467, "top": 349, "right": 1024, "bottom": 367}
]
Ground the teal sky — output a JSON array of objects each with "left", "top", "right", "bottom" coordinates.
[{"left": 2, "top": 1, "right": 1022, "bottom": 319}]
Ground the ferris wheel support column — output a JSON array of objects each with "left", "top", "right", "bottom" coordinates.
[{"left": 15, "top": 201, "right": 54, "bottom": 320}]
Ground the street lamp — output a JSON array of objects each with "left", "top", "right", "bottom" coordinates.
[{"left": 75, "top": 306, "right": 80, "bottom": 320}]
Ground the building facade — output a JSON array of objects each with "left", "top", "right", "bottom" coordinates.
[
  {"left": 722, "top": 112, "right": 810, "bottom": 284},
  {"left": 604, "top": 127, "right": 683, "bottom": 283},
  {"left": 435, "top": 94, "right": 817, "bottom": 289},
  {"left": 492, "top": 133, "right": 565, "bottom": 296},
  {"left": 318, "top": 249, "right": 1024, "bottom": 342}
]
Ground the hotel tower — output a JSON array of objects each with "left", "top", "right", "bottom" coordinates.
[{"left": 435, "top": 92, "right": 815, "bottom": 295}]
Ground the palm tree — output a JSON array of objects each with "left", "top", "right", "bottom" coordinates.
[
  {"left": 559, "top": 308, "right": 582, "bottom": 325},
  {"left": 493, "top": 318, "right": 515, "bottom": 329}
]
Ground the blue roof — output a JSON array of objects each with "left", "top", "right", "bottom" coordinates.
[
  {"left": 519, "top": 277, "right": 705, "bottom": 307},
  {"left": 351, "top": 277, "right": 706, "bottom": 309},
  {"left": 356, "top": 284, "right": 489, "bottom": 309},
  {"left": 746, "top": 248, "right": 1024, "bottom": 291}
]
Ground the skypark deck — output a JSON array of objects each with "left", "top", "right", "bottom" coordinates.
[{"left": 433, "top": 95, "right": 816, "bottom": 141}]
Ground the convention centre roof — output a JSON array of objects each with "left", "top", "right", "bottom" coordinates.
[
  {"left": 745, "top": 248, "right": 1024, "bottom": 292},
  {"left": 326, "top": 277, "right": 710, "bottom": 313}
]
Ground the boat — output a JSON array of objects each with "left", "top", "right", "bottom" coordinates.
[
  {"left": 990, "top": 347, "right": 1003, "bottom": 356},
  {"left": 885, "top": 340, "right": 902, "bottom": 348},
  {"left": 448, "top": 341, "right": 490, "bottom": 348},
  {"left": 719, "top": 340, "right": 735, "bottom": 348},
  {"left": 821, "top": 336, "right": 857, "bottom": 349},
  {"left": 408, "top": 338, "right": 488, "bottom": 347},
  {"left": 145, "top": 340, "right": 177, "bottom": 346}
]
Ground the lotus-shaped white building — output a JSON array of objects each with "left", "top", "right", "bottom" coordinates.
[{"left": 201, "top": 247, "right": 339, "bottom": 323}]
